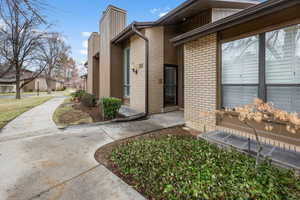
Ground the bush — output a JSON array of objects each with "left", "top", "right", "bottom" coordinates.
[
  {"left": 100, "top": 97, "right": 122, "bottom": 119},
  {"left": 81, "top": 93, "right": 97, "bottom": 107},
  {"left": 70, "top": 90, "right": 86, "bottom": 101}
]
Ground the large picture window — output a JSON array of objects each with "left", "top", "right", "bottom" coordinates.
[
  {"left": 266, "top": 25, "right": 300, "bottom": 114},
  {"left": 221, "top": 24, "right": 300, "bottom": 115},
  {"left": 221, "top": 36, "right": 259, "bottom": 108}
]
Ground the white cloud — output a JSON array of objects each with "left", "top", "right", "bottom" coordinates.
[
  {"left": 82, "top": 40, "right": 88, "bottom": 49},
  {"left": 150, "top": 8, "right": 159, "bottom": 14},
  {"left": 150, "top": 7, "right": 170, "bottom": 18},
  {"left": 159, "top": 12, "right": 169, "bottom": 17},
  {"left": 79, "top": 49, "right": 87, "bottom": 55},
  {"left": 81, "top": 32, "right": 91, "bottom": 37}
]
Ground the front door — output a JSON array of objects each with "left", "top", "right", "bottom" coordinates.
[{"left": 164, "top": 65, "right": 178, "bottom": 107}]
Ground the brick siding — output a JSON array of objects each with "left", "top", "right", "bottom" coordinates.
[{"left": 184, "top": 33, "right": 218, "bottom": 131}]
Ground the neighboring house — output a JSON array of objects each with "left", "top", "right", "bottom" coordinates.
[
  {"left": 0, "top": 69, "right": 36, "bottom": 93},
  {"left": 0, "top": 71, "right": 64, "bottom": 93},
  {"left": 87, "top": 0, "right": 257, "bottom": 114},
  {"left": 34, "top": 76, "right": 64, "bottom": 92},
  {"left": 88, "top": 0, "right": 300, "bottom": 146}
]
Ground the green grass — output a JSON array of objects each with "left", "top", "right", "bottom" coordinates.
[
  {"left": 111, "top": 135, "right": 300, "bottom": 200},
  {"left": 0, "top": 91, "right": 47, "bottom": 96},
  {"left": 0, "top": 96, "right": 53, "bottom": 128},
  {"left": 0, "top": 89, "right": 74, "bottom": 96},
  {"left": 53, "top": 97, "right": 92, "bottom": 127}
]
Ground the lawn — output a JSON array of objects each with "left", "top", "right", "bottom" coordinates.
[
  {"left": 110, "top": 129, "right": 300, "bottom": 200},
  {"left": 0, "top": 96, "right": 53, "bottom": 128},
  {"left": 53, "top": 97, "right": 93, "bottom": 127},
  {"left": 0, "top": 91, "right": 46, "bottom": 96}
]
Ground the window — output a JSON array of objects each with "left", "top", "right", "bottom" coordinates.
[
  {"left": 123, "top": 48, "right": 130, "bottom": 97},
  {"left": 221, "top": 36, "right": 259, "bottom": 108},
  {"left": 221, "top": 24, "right": 300, "bottom": 115},
  {"left": 266, "top": 25, "right": 300, "bottom": 114}
]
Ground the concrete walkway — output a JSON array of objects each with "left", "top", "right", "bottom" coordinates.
[
  {"left": 0, "top": 97, "right": 64, "bottom": 139},
  {"left": 0, "top": 97, "right": 184, "bottom": 200}
]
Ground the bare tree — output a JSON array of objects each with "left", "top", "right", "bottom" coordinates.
[
  {"left": 38, "top": 33, "right": 70, "bottom": 94},
  {"left": 0, "top": 1, "right": 47, "bottom": 99},
  {"left": 0, "top": 0, "right": 47, "bottom": 23}
]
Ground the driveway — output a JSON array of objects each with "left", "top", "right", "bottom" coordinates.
[{"left": 0, "top": 97, "right": 184, "bottom": 200}]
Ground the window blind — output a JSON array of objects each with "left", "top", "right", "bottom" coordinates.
[{"left": 221, "top": 36, "right": 259, "bottom": 108}]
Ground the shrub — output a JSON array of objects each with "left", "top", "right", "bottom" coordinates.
[
  {"left": 70, "top": 90, "right": 86, "bottom": 101},
  {"left": 100, "top": 97, "right": 122, "bottom": 119},
  {"left": 81, "top": 93, "right": 97, "bottom": 107}
]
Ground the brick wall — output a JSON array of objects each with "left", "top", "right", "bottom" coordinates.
[{"left": 184, "top": 33, "right": 218, "bottom": 131}]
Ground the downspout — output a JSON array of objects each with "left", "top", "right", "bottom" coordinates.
[{"left": 131, "top": 22, "right": 149, "bottom": 116}]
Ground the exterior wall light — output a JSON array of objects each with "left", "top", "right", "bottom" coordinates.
[{"left": 131, "top": 63, "right": 144, "bottom": 74}]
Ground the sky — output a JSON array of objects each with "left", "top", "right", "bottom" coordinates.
[{"left": 44, "top": 0, "right": 185, "bottom": 73}]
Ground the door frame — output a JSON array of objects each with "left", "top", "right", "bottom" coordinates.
[{"left": 163, "top": 64, "right": 179, "bottom": 107}]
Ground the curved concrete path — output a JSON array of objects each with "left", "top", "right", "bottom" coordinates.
[
  {"left": 0, "top": 97, "right": 184, "bottom": 200},
  {"left": 0, "top": 97, "right": 64, "bottom": 139}
]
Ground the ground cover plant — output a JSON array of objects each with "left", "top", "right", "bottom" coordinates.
[
  {"left": 111, "top": 133, "right": 300, "bottom": 200},
  {"left": 0, "top": 96, "right": 53, "bottom": 128}
]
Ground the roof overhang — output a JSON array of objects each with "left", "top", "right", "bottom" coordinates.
[
  {"left": 171, "top": 0, "right": 300, "bottom": 46},
  {"left": 111, "top": 0, "right": 257, "bottom": 44},
  {"left": 156, "top": 0, "right": 258, "bottom": 26}
]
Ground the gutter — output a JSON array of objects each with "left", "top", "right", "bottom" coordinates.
[{"left": 111, "top": 22, "right": 155, "bottom": 44}]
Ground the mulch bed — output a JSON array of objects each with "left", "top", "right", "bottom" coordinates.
[{"left": 73, "top": 103, "right": 103, "bottom": 122}]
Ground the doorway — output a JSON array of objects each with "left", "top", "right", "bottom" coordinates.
[{"left": 164, "top": 64, "right": 178, "bottom": 107}]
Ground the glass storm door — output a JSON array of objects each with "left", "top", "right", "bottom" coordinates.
[
  {"left": 123, "top": 48, "right": 130, "bottom": 97},
  {"left": 164, "top": 65, "right": 178, "bottom": 106}
]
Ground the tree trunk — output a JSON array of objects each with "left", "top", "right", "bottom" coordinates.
[
  {"left": 46, "top": 77, "right": 52, "bottom": 94},
  {"left": 245, "top": 122, "right": 262, "bottom": 167},
  {"left": 15, "top": 68, "right": 21, "bottom": 99}
]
